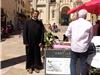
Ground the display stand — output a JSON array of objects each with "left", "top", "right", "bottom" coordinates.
[{"left": 45, "top": 49, "right": 71, "bottom": 75}]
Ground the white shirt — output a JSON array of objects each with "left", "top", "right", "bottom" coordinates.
[{"left": 65, "top": 18, "right": 93, "bottom": 53}]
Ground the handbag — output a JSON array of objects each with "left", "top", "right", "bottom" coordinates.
[{"left": 87, "top": 42, "right": 96, "bottom": 55}]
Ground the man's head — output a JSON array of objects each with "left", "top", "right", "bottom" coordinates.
[
  {"left": 78, "top": 9, "right": 87, "bottom": 19},
  {"left": 31, "top": 10, "right": 39, "bottom": 20}
]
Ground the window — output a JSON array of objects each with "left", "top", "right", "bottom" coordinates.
[
  {"left": 21, "top": 0, "right": 23, "bottom": 5},
  {"left": 52, "top": 10, "right": 55, "bottom": 18},
  {"left": 50, "top": 0, "right": 56, "bottom": 3},
  {"left": 29, "top": 0, "right": 32, "bottom": 2},
  {"left": 21, "top": 0, "right": 24, "bottom": 7},
  {"left": 21, "top": 9, "right": 23, "bottom": 13},
  {"left": 18, "top": 0, "right": 20, "bottom": 4},
  {"left": 13, "top": 10, "right": 15, "bottom": 14},
  {"left": 17, "top": 7, "right": 19, "bottom": 12}
]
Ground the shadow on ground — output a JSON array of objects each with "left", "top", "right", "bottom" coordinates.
[{"left": 1, "top": 55, "right": 26, "bottom": 69}]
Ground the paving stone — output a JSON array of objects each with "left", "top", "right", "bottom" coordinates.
[
  {"left": 3, "top": 67, "right": 27, "bottom": 75},
  {"left": 1, "top": 67, "right": 12, "bottom": 75},
  {"left": 13, "top": 62, "right": 25, "bottom": 69}
]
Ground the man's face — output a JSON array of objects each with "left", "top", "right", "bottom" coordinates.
[{"left": 32, "top": 11, "right": 39, "bottom": 19}]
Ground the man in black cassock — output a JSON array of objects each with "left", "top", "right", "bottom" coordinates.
[{"left": 23, "top": 10, "right": 44, "bottom": 74}]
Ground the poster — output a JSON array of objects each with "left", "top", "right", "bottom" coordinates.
[{"left": 46, "top": 58, "right": 70, "bottom": 74}]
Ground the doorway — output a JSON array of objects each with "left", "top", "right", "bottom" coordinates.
[{"left": 60, "top": 6, "right": 70, "bottom": 25}]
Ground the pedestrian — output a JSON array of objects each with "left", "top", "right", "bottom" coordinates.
[
  {"left": 63, "top": 34, "right": 68, "bottom": 41},
  {"left": 23, "top": 10, "right": 45, "bottom": 74},
  {"left": 65, "top": 9, "right": 93, "bottom": 75},
  {"left": 51, "top": 23, "right": 58, "bottom": 32},
  {"left": 95, "top": 20, "right": 100, "bottom": 36}
]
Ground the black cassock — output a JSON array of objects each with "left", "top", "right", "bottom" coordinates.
[{"left": 23, "top": 19, "right": 44, "bottom": 69}]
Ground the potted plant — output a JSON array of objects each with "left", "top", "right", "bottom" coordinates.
[
  {"left": 90, "top": 67, "right": 100, "bottom": 75},
  {"left": 44, "top": 31, "right": 55, "bottom": 48}
]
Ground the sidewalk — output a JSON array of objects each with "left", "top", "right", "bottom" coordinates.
[
  {"left": 1, "top": 35, "right": 44, "bottom": 75},
  {"left": 0, "top": 25, "right": 68, "bottom": 75}
]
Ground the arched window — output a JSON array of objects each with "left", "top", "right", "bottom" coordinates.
[
  {"left": 52, "top": 10, "right": 55, "bottom": 18},
  {"left": 60, "top": 6, "right": 70, "bottom": 25}
]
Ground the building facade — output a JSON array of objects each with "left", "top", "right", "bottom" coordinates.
[
  {"left": 31, "top": 0, "right": 91, "bottom": 25},
  {"left": 1, "top": 0, "right": 30, "bottom": 25},
  {"left": 1, "top": 0, "right": 17, "bottom": 25}
]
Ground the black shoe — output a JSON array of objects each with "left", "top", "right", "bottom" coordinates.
[
  {"left": 34, "top": 68, "right": 40, "bottom": 73},
  {"left": 26, "top": 68, "right": 33, "bottom": 74}
]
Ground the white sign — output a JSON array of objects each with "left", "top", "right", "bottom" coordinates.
[{"left": 46, "top": 58, "right": 70, "bottom": 74}]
